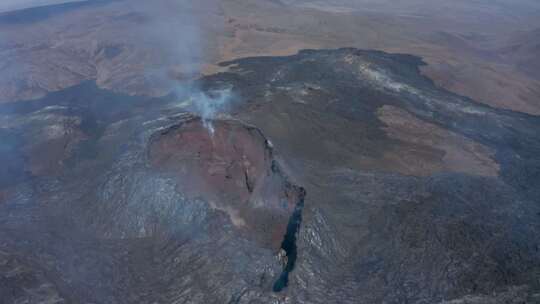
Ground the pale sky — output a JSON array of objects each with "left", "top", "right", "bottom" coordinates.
[{"left": 0, "top": 0, "right": 87, "bottom": 13}]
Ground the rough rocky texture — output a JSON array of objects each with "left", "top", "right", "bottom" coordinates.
[
  {"left": 148, "top": 117, "right": 303, "bottom": 248},
  {"left": 213, "top": 48, "right": 540, "bottom": 303},
  {"left": 377, "top": 105, "right": 499, "bottom": 177},
  {"left": 1, "top": 47, "right": 540, "bottom": 303},
  {"left": 2, "top": 0, "right": 540, "bottom": 115}
]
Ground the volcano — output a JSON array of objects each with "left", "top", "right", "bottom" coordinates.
[
  {"left": 1, "top": 48, "right": 540, "bottom": 303},
  {"left": 148, "top": 117, "right": 305, "bottom": 249}
]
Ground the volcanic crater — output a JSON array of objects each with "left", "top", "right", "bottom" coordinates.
[
  {"left": 1, "top": 47, "right": 540, "bottom": 303},
  {"left": 148, "top": 117, "right": 305, "bottom": 250}
]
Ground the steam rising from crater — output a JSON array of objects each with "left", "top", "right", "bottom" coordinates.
[
  {"left": 187, "top": 88, "right": 233, "bottom": 135},
  {"left": 140, "top": 0, "right": 235, "bottom": 135}
]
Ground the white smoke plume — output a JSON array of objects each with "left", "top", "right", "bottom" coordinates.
[
  {"left": 186, "top": 88, "right": 233, "bottom": 135},
  {"left": 137, "top": 0, "right": 234, "bottom": 135}
]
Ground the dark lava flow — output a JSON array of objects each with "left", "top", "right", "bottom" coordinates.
[
  {"left": 273, "top": 187, "right": 306, "bottom": 292},
  {"left": 2, "top": 48, "right": 540, "bottom": 303}
]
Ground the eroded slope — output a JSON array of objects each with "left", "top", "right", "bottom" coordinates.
[{"left": 1, "top": 48, "right": 540, "bottom": 303}]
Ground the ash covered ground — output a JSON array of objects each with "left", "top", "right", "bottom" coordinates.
[{"left": 1, "top": 47, "right": 540, "bottom": 303}]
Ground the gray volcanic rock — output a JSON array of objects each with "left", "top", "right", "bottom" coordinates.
[
  {"left": 0, "top": 251, "right": 66, "bottom": 304},
  {"left": 1, "top": 48, "right": 540, "bottom": 303},
  {"left": 211, "top": 48, "right": 540, "bottom": 303}
]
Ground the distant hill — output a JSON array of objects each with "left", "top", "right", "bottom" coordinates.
[
  {"left": 500, "top": 28, "right": 540, "bottom": 80},
  {"left": 0, "top": 0, "right": 113, "bottom": 25}
]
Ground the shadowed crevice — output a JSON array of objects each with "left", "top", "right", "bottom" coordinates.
[{"left": 273, "top": 187, "right": 306, "bottom": 292}]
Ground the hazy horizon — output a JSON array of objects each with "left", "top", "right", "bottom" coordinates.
[{"left": 0, "top": 0, "right": 86, "bottom": 13}]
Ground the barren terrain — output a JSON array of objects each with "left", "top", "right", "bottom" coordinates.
[
  {"left": 1, "top": 0, "right": 540, "bottom": 113},
  {"left": 1, "top": 1, "right": 540, "bottom": 304}
]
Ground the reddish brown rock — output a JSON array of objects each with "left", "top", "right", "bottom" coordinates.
[{"left": 148, "top": 117, "right": 302, "bottom": 249}]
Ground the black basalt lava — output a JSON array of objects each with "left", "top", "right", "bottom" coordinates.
[
  {"left": 2, "top": 48, "right": 540, "bottom": 303},
  {"left": 211, "top": 48, "right": 540, "bottom": 303},
  {"left": 273, "top": 187, "right": 306, "bottom": 292}
]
